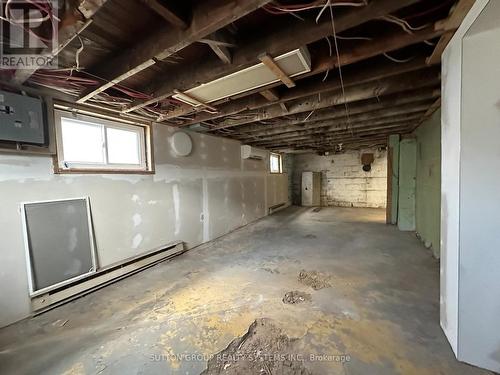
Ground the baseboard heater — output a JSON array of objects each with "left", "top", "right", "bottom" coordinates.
[{"left": 31, "top": 241, "right": 185, "bottom": 313}]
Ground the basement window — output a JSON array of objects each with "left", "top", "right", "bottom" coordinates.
[
  {"left": 270, "top": 153, "right": 283, "bottom": 174},
  {"left": 55, "top": 111, "right": 151, "bottom": 173}
]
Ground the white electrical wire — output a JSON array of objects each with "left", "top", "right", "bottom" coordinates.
[
  {"left": 325, "top": 0, "right": 353, "bottom": 136},
  {"left": 379, "top": 15, "right": 429, "bottom": 35},
  {"left": 383, "top": 52, "right": 415, "bottom": 63}
]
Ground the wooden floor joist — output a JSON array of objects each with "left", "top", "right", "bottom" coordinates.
[
  {"left": 426, "top": 0, "right": 476, "bottom": 65},
  {"left": 76, "top": 0, "right": 272, "bottom": 104},
  {"left": 5, "top": 0, "right": 464, "bottom": 152},
  {"left": 208, "top": 69, "right": 441, "bottom": 131},
  {"left": 123, "top": 0, "right": 422, "bottom": 114},
  {"left": 172, "top": 27, "right": 443, "bottom": 126},
  {"left": 259, "top": 53, "right": 296, "bottom": 88},
  {"left": 259, "top": 89, "right": 280, "bottom": 102}
]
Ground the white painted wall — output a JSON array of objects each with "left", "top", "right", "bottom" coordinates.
[
  {"left": 441, "top": 0, "right": 500, "bottom": 371},
  {"left": 0, "top": 124, "right": 288, "bottom": 328},
  {"left": 459, "top": 7, "right": 500, "bottom": 370},
  {"left": 292, "top": 149, "right": 387, "bottom": 208}
]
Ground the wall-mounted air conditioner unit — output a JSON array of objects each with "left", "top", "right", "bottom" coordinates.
[
  {"left": 173, "top": 47, "right": 311, "bottom": 107},
  {"left": 241, "top": 145, "right": 267, "bottom": 160}
]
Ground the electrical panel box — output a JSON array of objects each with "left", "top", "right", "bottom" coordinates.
[{"left": 0, "top": 90, "right": 46, "bottom": 145}]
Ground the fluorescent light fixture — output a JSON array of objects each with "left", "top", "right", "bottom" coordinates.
[{"left": 173, "top": 47, "right": 311, "bottom": 107}]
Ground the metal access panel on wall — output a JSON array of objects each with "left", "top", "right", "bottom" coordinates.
[
  {"left": 302, "top": 171, "right": 321, "bottom": 206},
  {"left": 21, "top": 197, "right": 98, "bottom": 297},
  {"left": 0, "top": 90, "right": 46, "bottom": 144}
]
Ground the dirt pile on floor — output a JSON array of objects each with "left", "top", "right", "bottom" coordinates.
[
  {"left": 201, "top": 318, "right": 311, "bottom": 375},
  {"left": 282, "top": 291, "right": 312, "bottom": 305},
  {"left": 298, "top": 270, "right": 331, "bottom": 290}
]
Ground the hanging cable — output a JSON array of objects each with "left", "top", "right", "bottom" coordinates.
[
  {"left": 325, "top": 0, "right": 353, "bottom": 136},
  {"left": 383, "top": 52, "right": 415, "bottom": 63}
]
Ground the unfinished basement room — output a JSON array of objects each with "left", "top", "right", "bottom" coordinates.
[{"left": 0, "top": 0, "right": 499, "bottom": 374}]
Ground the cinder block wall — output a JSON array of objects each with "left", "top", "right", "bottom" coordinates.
[{"left": 292, "top": 149, "right": 387, "bottom": 208}]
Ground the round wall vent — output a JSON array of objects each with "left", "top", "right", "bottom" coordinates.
[{"left": 170, "top": 132, "right": 193, "bottom": 157}]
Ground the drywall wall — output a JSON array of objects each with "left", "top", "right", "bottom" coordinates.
[
  {"left": 415, "top": 110, "right": 441, "bottom": 258},
  {"left": 458, "top": 5, "right": 500, "bottom": 370},
  {"left": 292, "top": 149, "right": 387, "bottom": 208},
  {"left": 397, "top": 138, "right": 416, "bottom": 231},
  {"left": 441, "top": 0, "right": 500, "bottom": 371},
  {"left": 441, "top": 17, "right": 462, "bottom": 355},
  {"left": 0, "top": 123, "right": 288, "bottom": 328}
]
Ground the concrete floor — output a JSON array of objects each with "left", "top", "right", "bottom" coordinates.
[{"left": 0, "top": 207, "right": 493, "bottom": 375}]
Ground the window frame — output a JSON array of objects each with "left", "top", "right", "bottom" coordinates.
[
  {"left": 269, "top": 152, "right": 283, "bottom": 174},
  {"left": 54, "top": 110, "right": 152, "bottom": 174}
]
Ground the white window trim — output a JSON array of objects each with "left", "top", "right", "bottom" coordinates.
[
  {"left": 55, "top": 110, "right": 149, "bottom": 172},
  {"left": 270, "top": 152, "right": 283, "bottom": 174}
]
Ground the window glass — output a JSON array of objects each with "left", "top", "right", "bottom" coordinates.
[
  {"left": 56, "top": 111, "right": 148, "bottom": 172},
  {"left": 106, "top": 127, "right": 140, "bottom": 165},
  {"left": 270, "top": 153, "right": 282, "bottom": 173},
  {"left": 61, "top": 118, "right": 105, "bottom": 164}
]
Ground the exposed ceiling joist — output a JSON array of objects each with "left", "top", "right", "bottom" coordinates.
[
  {"left": 238, "top": 102, "right": 432, "bottom": 140},
  {"left": 224, "top": 88, "right": 440, "bottom": 135},
  {"left": 259, "top": 53, "right": 296, "bottom": 88},
  {"left": 248, "top": 114, "right": 425, "bottom": 145},
  {"left": 208, "top": 68, "right": 441, "bottom": 131},
  {"left": 76, "top": 0, "right": 272, "bottom": 103},
  {"left": 427, "top": 0, "right": 475, "bottom": 65},
  {"left": 11, "top": 0, "right": 108, "bottom": 85},
  {"left": 259, "top": 89, "right": 280, "bottom": 102},
  {"left": 200, "top": 31, "right": 236, "bottom": 64},
  {"left": 123, "top": 0, "right": 422, "bottom": 113},
  {"left": 267, "top": 131, "right": 408, "bottom": 149},
  {"left": 141, "top": 0, "right": 188, "bottom": 29},
  {"left": 170, "top": 27, "right": 443, "bottom": 125}
]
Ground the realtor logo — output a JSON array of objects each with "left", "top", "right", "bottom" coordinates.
[{"left": 1, "top": 0, "right": 59, "bottom": 69}]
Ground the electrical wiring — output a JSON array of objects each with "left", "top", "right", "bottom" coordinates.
[
  {"left": 2, "top": 0, "right": 57, "bottom": 44},
  {"left": 334, "top": 35, "right": 372, "bottom": 41},
  {"left": 378, "top": 15, "right": 429, "bottom": 35},
  {"left": 325, "top": 0, "right": 353, "bottom": 136},
  {"left": 383, "top": 52, "right": 415, "bottom": 63},
  {"left": 263, "top": 0, "right": 366, "bottom": 16}
]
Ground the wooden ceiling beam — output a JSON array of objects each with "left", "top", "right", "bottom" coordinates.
[
  {"left": 11, "top": 0, "right": 108, "bottom": 84},
  {"left": 259, "top": 53, "right": 295, "bottom": 88},
  {"left": 258, "top": 129, "right": 411, "bottom": 151},
  {"left": 141, "top": 0, "right": 188, "bottom": 29},
  {"left": 427, "top": 0, "right": 475, "bottom": 65},
  {"left": 170, "top": 26, "right": 442, "bottom": 125},
  {"left": 270, "top": 137, "right": 390, "bottom": 152},
  {"left": 249, "top": 114, "right": 424, "bottom": 145},
  {"left": 259, "top": 89, "right": 280, "bottom": 102},
  {"left": 123, "top": 0, "right": 422, "bottom": 113},
  {"left": 207, "top": 68, "right": 441, "bottom": 131},
  {"left": 200, "top": 31, "right": 236, "bottom": 64},
  {"left": 263, "top": 126, "right": 414, "bottom": 149},
  {"left": 233, "top": 88, "right": 440, "bottom": 134},
  {"left": 76, "top": 0, "right": 272, "bottom": 103},
  {"left": 237, "top": 102, "right": 431, "bottom": 140}
]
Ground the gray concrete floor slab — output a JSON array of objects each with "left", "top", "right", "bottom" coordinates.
[{"left": 0, "top": 207, "right": 493, "bottom": 374}]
